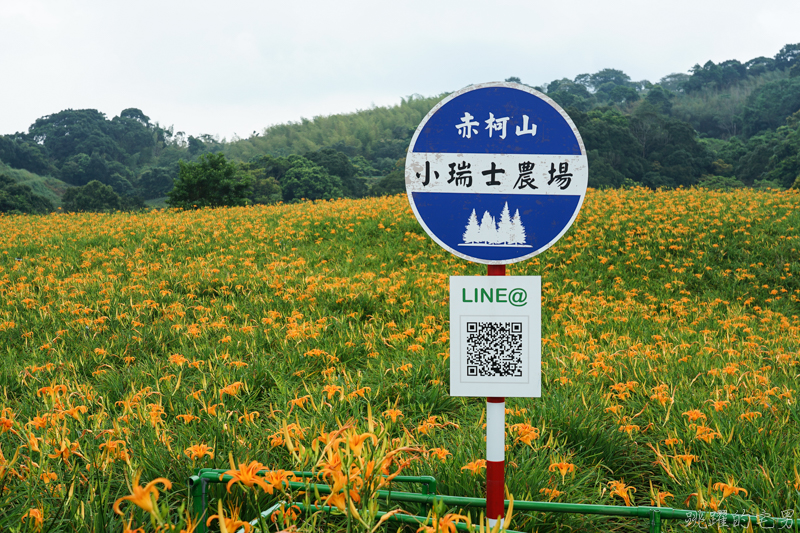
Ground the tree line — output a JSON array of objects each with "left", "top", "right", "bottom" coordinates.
[{"left": 0, "top": 44, "right": 798, "bottom": 213}]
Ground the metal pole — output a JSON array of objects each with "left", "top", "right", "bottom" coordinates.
[{"left": 486, "top": 263, "right": 506, "bottom": 526}]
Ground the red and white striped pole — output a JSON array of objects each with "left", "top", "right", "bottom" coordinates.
[{"left": 486, "top": 264, "right": 505, "bottom": 527}]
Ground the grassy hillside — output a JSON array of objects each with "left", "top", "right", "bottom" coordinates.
[
  {"left": 0, "top": 188, "right": 798, "bottom": 531},
  {"left": 0, "top": 160, "right": 70, "bottom": 208}
]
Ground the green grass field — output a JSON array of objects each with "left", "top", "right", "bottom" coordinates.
[{"left": 0, "top": 188, "right": 798, "bottom": 532}]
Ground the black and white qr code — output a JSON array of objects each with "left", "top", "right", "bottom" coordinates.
[{"left": 465, "top": 321, "right": 523, "bottom": 377}]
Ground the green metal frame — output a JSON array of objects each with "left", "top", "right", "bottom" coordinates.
[{"left": 189, "top": 469, "right": 798, "bottom": 533}]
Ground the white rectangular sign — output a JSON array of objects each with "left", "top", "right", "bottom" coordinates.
[
  {"left": 406, "top": 153, "right": 588, "bottom": 195},
  {"left": 450, "top": 276, "right": 541, "bottom": 397}
]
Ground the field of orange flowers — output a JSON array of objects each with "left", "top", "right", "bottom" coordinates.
[{"left": 0, "top": 187, "right": 798, "bottom": 532}]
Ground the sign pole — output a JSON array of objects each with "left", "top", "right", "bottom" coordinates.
[
  {"left": 404, "top": 82, "right": 588, "bottom": 531},
  {"left": 486, "top": 264, "right": 505, "bottom": 526}
]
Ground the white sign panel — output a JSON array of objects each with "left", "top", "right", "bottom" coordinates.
[{"left": 450, "top": 276, "right": 541, "bottom": 397}]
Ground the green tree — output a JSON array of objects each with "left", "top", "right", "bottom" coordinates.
[
  {"left": 744, "top": 56, "right": 776, "bottom": 76},
  {"left": 644, "top": 85, "right": 674, "bottom": 115},
  {"left": 588, "top": 69, "right": 632, "bottom": 91},
  {"left": 605, "top": 84, "right": 640, "bottom": 105},
  {"left": 167, "top": 153, "right": 252, "bottom": 208},
  {"left": 546, "top": 79, "right": 595, "bottom": 111},
  {"left": 761, "top": 111, "right": 800, "bottom": 188},
  {"left": 741, "top": 77, "right": 800, "bottom": 136},
  {"left": 138, "top": 166, "right": 177, "bottom": 199},
  {"left": 0, "top": 135, "right": 55, "bottom": 176},
  {"left": 658, "top": 73, "right": 690, "bottom": 93},
  {"left": 62, "top": 180, "right": 121, "bottom": 212},
  {"left": 240, "top": 155, "right": 288, "bottom": 204},
  {"left": 0, "top": 174, "right": 54, "bottom": 214},
  {"left": 570, "top": 108, "right": 647, "bottom": 187},
  {"left": 281, "top": 155, "right": 343, "bottom": 202},
  {"left": 350, "top": 156, "right": 377, "bottom": 177},
  {"left": 773, "top": 43, "right": 800, "bottom": 71},
  {"left": 370, "top": 159, "right": 406, "bottom": 196},
  {"left": 305, "top": 148, "right": 367, "bottom": 197}
]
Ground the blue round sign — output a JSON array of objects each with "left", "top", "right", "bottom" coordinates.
[{"left": 405, "top": 82, "right": 588, "bottom": 265}]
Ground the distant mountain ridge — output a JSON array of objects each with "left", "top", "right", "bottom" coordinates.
[{"left": 1, "top": 43, "right": 798, "bottom": 212}]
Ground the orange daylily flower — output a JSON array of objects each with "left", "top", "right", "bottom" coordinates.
[
  {"left": 21, "top": 508, "right": 44, "bottom": 529},
  {"left": 417, "top": 513, "right": 469, "bottom": 533},
  {"left": 288, "top": 395, "right": 312, "bottom": 411},
  {"left": 651, "top": 491, "right": 673, "bottom": 506},
  {"left": 347, "top": 432, "right": 377, "bottom": 456},
  {"left": 262, "top": 469, "right": 292, "bottom": 494},
  {"left": 26, "top": 433, "right": 42, "bottom": 453},
  {"left": 509, "top": 423, "right": 540, "bottom": 446},
  {"left": 322, "top": 384, "right": 343, "bottom": 400},
  {"left": 713, "top": 479, "right": 748, "bottom": 500},
  {"left": 694, "top": 425, "right": 720, "bottom": 443},
  {"left": 207, "top": 501, "right": 251, "bottom": 533},
  {"left": 682, "top": 409, "right": 706, "bottom": 422},
  {"left": 540, "top": 487, "right": 564, "bottom": 501},
  {"left": 428, "top": 447, "right": 451, "bottom": 461},
  {"left": 461, "top": 459, "right": 486, "bottom": 474},
  {"left": 113, "top": 472, "right": 172, "bottom": 515},
  {"left": 220, "top": 460, "right": 271, "bottom": 493},
  {"left": 673, "top": 454, "right": 698, "bottom": 467},
  {"left": 47, "top": 438, "right": 84, "bottom": 465},
  {"left": 548, "top": 461, "right": 576, "bottom": 481},
  {"left": 184, "top": 444, "right": 215, "bottom": 460},
  {"left": 383, "top": 408, "right": 403, "bottom": 422},
  {"left": 608, "top": 480, "right": 636, "bottom": 506}
]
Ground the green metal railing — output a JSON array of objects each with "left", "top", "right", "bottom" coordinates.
[{"left": 188, "top": 469, "right": 798, "bottom": 532}]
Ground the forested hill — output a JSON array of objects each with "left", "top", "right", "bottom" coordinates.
[{"left": 1, "top": 43, "right": 799, "bottom": 213}]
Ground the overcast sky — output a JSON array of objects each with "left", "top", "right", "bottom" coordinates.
[{"left": 2, "top": 0, "right": 798, "bottom": 140}]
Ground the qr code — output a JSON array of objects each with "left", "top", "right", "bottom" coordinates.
[{"left": 465, "top": 321, "right": 523, "bottom": 377}]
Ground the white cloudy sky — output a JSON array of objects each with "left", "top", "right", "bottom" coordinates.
[{"left": 1, "top": 0, "right": 798, "bottom": 140}]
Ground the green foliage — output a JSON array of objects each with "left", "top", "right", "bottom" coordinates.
[
  {"left": 281, "top": 155, "right": 343, "bottom": 202},
  {"left": 305, "top": 147, "right": 367, "bottom": 197},
  {"left": 238, "top": 164, "right": 283, "bottom": 205},
  {"left": 369, "top": 159, "right": 406, "bottom": 196},
  {"left": 8, "top": 108, "right": 194, "bottom": 204},
  {"left": 0, "top": 135, "right": 55, "bottom": 176},
  {"left": 658, "top": 73, "right": 691, "bottom": 93},
  {"left": 571, "top": 103, "right": 711, "bottom": 189},
  {"left": 2, "top": 40, "right": 798, "bottom": 205},
  {"left": 773, "top": 43, "right": 800, "bottom": 71},
  {"left": 571, "top": 108, "right": 646, "bottom": 187},
  {"left": 188, "top": 134, "right": 224, "bottom": 157},
  {"left": 586, "top": 68, "right": 632, "bottom": 90},
  {"left": 138, "top": 166, "right": 177, "bottom": 199},
  {"left": 27, "top": 109, "right": 125, "bottom": 165},
  {"left": 62, "top": 180, "right": 122, "bottom": 212},
  {"left": 245, "top": 154, "right": 292, "bottom": 183},
  {"left": 250, "top": 174, "right": 282, "bottom": 205},
  {"left": 761, "top": 111, "right": 800, "bottom": 188},
  {"left": 741, "top": 77, "right": 800, "bottom": 136},
  {"left": 644, "top": 85, "right": 673, "bottom": 115},
  {"left": 0, "top": 160, "right": 68, "bottom": 207},
  {"left": 683, "top": 59, "right": 750, "bottom": 92},
  {"left": 0, "top": 173, "right": 54, "bottom": 214},
  {"left": 696, "top": 174, "right": 746, "bottom": 189},
  {"left": 547, "top": 79, "right": 595, "bottom": 112},
  {"left": 167, "top": 153, "right": 252, "bottom": 209},
  {"left": 350, "top": 155, "right": 378, "bottom": 177},
  {"left": 1, "top": 190, "right": 799, "bottom": 530},
  {"left": 224, "top": 94, "right": 439, "bottom": 162}
]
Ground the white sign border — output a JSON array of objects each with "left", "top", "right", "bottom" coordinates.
[
  {"left": 405, "top": 81, "right": 588, "bottom": 265},
  {"left": 449, "top": 276, "right": 541, "bottom": 398}
]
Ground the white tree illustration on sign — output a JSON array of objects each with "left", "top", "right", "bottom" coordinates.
[{"left": 460, "top": 202, "right": 531, "bottom": 247}]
